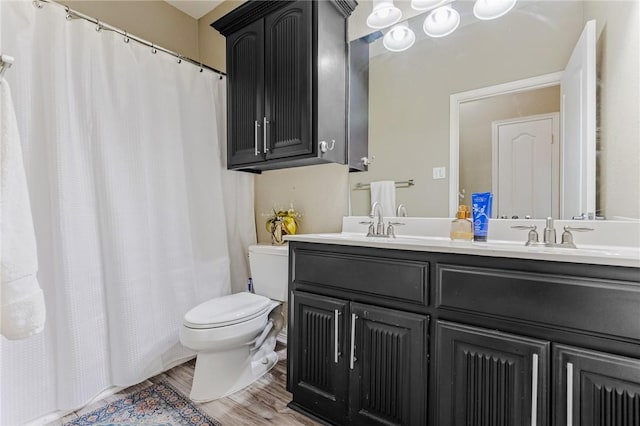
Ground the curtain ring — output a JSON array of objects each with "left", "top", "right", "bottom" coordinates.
[
  {"left": 32, "top": 1, "right": 44, "bottom": 9},
  {"left": 123, "top": 31, "right": 130, "bottom": 44},
  {"left": 65, "top": 6, "right": 73, "bottom": 20},
  {"left": 151, "top": 44, "right": 157, "bottom": 54},
  {"left": 218, "top": 72, "right": 223, "bottom": 80},
  {"left": 96, "top": 20, "right": 103, "bottom": 32},
  {"left": 199, "top": 63, "right": 204, "bottom": 73},
  {"left": 176, "top": 55, "right": 182, "bottom": 64}
]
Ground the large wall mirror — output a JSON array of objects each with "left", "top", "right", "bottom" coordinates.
[{"left": 348, "top": 0, "right": 639, "bottom": 220}]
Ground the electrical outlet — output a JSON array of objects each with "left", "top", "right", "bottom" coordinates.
[{"left": 433, "top": 167, "right": 446, "bottom": 180}]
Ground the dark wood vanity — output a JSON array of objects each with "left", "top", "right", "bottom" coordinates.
[{"left": 286, "top": 241, "right": 640, "bottom": 426}]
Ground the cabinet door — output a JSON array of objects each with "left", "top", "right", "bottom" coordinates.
[
  {"left": 290, "top": 291, "right": 348, "bottom": 424},
  {"left": 226, "top": 19, "right": 264, "bottom": 167},
  {"left": 263, "top": 1, "right": 313, "bottom": 160},
  {"left": 437, "top": 321, "right": 549, "bottom": 426},
  {"left": 349, "top": 303, "right": 428, "bottom": 425},
  {"left": 553, "top": 344, "right": 640, "bottom": 426}
]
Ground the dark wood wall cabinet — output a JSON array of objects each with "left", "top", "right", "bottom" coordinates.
[
  {"left": 212, "top": 0, "right": 360, "bottom": 173},
  {"left": 287, "top": 242, "right": 640, "bottom": 426}
]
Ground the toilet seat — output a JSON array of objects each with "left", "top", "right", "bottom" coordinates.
[{"left": 184, "top": 292, "right": 272, "bottom": 329}]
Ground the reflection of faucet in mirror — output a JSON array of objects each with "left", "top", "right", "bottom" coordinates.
[
  {"left": 370, "top": 201, "right": 384, "bottom": 235},
  {"left": 397, "top": 204, "right": 408, "bottom": 217},
  {"left": 347, "top": 1, "right": 638, "bottom": 221}
]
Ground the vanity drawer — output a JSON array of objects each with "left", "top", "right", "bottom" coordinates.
[
  {"left": 293, "top": 249, "right": 429, "bottom": 305},
  {"left": 436, "top": 264, "right": 640, "bottom": 341}
]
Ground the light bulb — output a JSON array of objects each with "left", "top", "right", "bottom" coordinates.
[
  {"left": 423, "top": 5, "right": 460, "bottom": 38},
  {"left": 383, "top": 22, "right": 415, "bottom": 52},
  {"left": 367, "top": 0, "right": 403, "bottom": 29},
  {"left": 473, "top": 0, "right": 517, "bottom": 20}
]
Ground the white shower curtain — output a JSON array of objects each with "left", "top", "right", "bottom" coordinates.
[{"left": 0, "top": 1, "right": 255, "bottom": 424}]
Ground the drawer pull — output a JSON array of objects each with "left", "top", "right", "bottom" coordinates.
[
  {"left": 334, "top": 309, "right": 341, "bottom": 364},
  {"left": 349, "top": 313, "right": 358, "bottom": 370},
  {"left": 531, "top": 353, "right": 538, "bottom": 426},
  {"left": 567, "top": 362, "right": 573, "bottom": 426}
]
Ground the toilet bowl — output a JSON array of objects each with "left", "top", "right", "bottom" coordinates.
[{"left": 179, "top": 244, "right": 289, "bottom": 402}]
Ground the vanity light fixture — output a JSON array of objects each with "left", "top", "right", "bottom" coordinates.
[
  {"left": 473, "top": 0, "right": 517, "bottom": 20},
  {"left": 411, "top": 0, "right": 448, "bottom": 12},
  {"left": 383, "top": 22, "right": 416, "bottom": 52},
  {"left": 423, "top": 5, "right": 460, "bottom": 38},
  {"left": 367, "top": 0, "right": 403, "bottom": 29}
]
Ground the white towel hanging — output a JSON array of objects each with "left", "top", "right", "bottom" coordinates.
[
  {"left": 370, "top": 180, "right": 396, "bottom": 217},
  {"left": 1, "top": 78, "right": 46, "bottom": 340}
]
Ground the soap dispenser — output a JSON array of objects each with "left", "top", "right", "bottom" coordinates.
[{"left": 451, "top": 205, "right": 473, "bottom": 241}]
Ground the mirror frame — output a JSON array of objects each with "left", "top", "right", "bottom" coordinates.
[{"left": 448, "top": 71, "right": 564, "bottom": 216}]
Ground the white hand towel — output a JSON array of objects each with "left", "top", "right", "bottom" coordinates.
[
  {"left": 1, "top": 78, "right": 46, "bottom": 340},
  {"left": 370, "top": 180, "right": 396, "bottom": 218}
]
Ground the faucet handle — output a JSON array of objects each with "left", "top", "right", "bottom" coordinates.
[
  {"left": 386, "top": 221, "right": 405, "bottom": 238},
  {"left": 560, "top": 225, "right": 594, "bottom": 248},
  {"left": 511, "top": 225, "right": 540, "bottom": 246},
  {"left": 359, "top": 220, "right": 375, "bottom": 237}
]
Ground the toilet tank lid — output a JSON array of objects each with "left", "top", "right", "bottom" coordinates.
[
  {"left": 249, "top": 244, "right": 289, "bottom": 256},
  {"left": 183, "top": 292, "right": 272, "bottom": 328}
]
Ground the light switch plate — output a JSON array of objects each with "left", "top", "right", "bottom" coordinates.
[{"left": 433, "top": 167, "right": 446, "bottom": 180}]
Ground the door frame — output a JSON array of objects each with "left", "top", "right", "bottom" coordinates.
[
  {"left": 491, "top": 112, "right": 560, "bottom": 219},
  {"left": 449, "top": 72, "right": 562, "bottom": 216}
]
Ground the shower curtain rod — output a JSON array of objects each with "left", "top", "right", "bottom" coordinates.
[{"left": 33, "top": 0, "right": 226, "bottom": 78}]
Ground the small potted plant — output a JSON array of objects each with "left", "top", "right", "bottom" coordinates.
[{"left": 265, "top": 207, "right": 301, "bottom": 245}]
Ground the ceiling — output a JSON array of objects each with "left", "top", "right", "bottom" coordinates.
[{"left": 165, "top": 0, "right": 224, "bottom": 19}]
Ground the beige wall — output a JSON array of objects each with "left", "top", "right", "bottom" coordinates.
[
  {"left": 349, "top": 1, "right": 584, "bottom": 217},
  {"left": 459, "top": 86, "right": 560, "bottom": 200},
  {"left": 254, "top": 163, "right": 350, "bottom": 243},
  {"left": 198, "top": 0, "right": 245, "bottom": 71},
  {"left": 60, "top": 1, "right": 199, "bottom": 59},
  {"left": 584, "top": 1, "right": 640, "bottom": 220}
]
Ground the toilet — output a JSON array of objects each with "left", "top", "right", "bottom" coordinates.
[{"left": 179, "top": 244, "right": 288, "bottom": 402}]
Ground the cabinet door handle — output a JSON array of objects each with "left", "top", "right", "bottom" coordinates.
[
  {"left": 531, "top": 353, "right": 538, "bottom": 426},
  {"left": 263, "top": 117, "right": 269, "bottom": 154},
  {"left": 254, "top": 120, "right": 260, "bottom": 156},
  {"left": 334, "top": 309, "right": 341, "bottom": 364},
  {"left": 349, "top": 313, "right": 358, "bottom": 370},
  {"left": 567, "top": 362, "right": 574, "bottom": 426}
]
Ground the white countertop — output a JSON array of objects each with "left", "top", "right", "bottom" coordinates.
[{"left": 285, "top": 217, "right": 640, "bottom": 268}]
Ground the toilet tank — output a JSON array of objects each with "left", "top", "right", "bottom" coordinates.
[{"left": 248, "top": 244, "right": 289, "bottom": 302}]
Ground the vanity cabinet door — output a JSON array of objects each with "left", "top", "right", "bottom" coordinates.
[
  {"left": 290, "top": 291, "right": 349, "bottom": 424},
  {"left": 553, "top": 344, "right": 640, "bottom": 426},
  {"left": 437, "top": 321, "right": 549, "bottom": 426},
  {"left": 226, "top": 19, "right": 264, "bottom": 167},
  {"left": 349, "top": 303, "right": 428, "bottom": 426}
]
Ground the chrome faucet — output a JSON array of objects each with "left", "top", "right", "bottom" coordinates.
[
  {"left": 512, "top": 217, "right": 594, "bottom": 248},
  {"left": 396, "top": 204, "right": 408, "bottom": 217},
  {"left": 370, "top": 202, "right": 385, "bottom": 235}
]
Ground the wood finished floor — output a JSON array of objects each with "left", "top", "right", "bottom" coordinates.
[{"left": 56, "top": 342, "right": 320, "bottom": 426}]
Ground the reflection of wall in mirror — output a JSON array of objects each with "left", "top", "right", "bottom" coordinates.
[
  {"left": 459, "top": 86, "right": 560, "bottom": 208},
  {"left": 584, "top": 1, "right": 640, "bottom": 220},
  {"left": 348, "top": 0, "right": 584, "bottom": 218}
]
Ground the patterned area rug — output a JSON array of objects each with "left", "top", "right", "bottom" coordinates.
[{"left": 65, "top": 381, "right": 221, "bottom": 426}]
